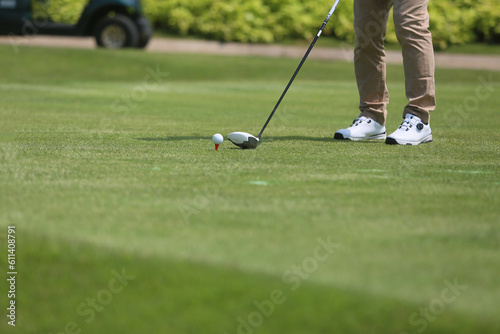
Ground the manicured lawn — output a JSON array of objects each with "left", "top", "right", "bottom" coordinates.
[{"left": 0, "top": 45, "right": 499, "bottom": 334}]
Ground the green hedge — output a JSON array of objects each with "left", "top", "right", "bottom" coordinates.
[
  {"left": 142, "top": 0, "right": 500, "bottom": 48},
  {"left": 141, "top": 0, "right": 344, "bottom": 43},
  {"left": 31, "top": 0, "right": 87, "bottom": 24},
  {"left": 31, "top": 0, "right": 500, "bottom": 48}
]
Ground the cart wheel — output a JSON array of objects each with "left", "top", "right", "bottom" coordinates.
[{"left": 95, "top": 14, "right": 139, "bottom": 48}]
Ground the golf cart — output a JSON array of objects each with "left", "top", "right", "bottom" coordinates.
[{"left": 0, "top": 0, "right": 152, "bottom": 48}]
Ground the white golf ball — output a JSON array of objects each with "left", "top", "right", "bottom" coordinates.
[{"left": 212, "top": 133, "right": 224, "bottom": 145}]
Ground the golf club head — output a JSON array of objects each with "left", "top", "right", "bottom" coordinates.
[{"left": 227, "top": 132, "right": 260, "bottom": 149}]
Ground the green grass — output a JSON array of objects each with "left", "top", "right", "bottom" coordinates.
[
  {"left": 439, "top": 43, "right": 500, "bottom": 55},
  {"left": 0, "top": 45, "right": 499, "bottom": 334},
  {"left": 154, "top": 29, "right": 500, "bottom": 55}
]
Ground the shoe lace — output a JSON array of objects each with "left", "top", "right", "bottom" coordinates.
[
  {"left": 399, "top": 115, "right": 418, "bottom": 132},
  {"left": 351, "top": 117, "right": 371, "bottom": 127}
]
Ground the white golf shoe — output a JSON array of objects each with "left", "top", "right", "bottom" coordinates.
[
  {"left": 334, "top": 116, "right": 386, "bottom": 141},
  {"left": 386, "top": 114, "right": 432, "bottom": 145}
]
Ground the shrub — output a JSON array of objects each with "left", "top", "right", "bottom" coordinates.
[
  {"left": 474, "top": 0, "right": 500, "bottom": 43},
  {"left": 31, "top": 0, "right": 87, "bottom": 24},
  {"left": 30, "top": 0, "right": 500, "bottom": 48},
  {"left": 428, "top": 1, "right": 477, "bottom": 49}
]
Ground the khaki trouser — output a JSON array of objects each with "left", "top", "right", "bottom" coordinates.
[{"left": 354, "top": 0, "right": 436, "bottom": 125}]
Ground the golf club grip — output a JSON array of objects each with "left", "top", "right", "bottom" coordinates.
[{"left": 257, "top": 0, "right": 341, "bottom": 139}]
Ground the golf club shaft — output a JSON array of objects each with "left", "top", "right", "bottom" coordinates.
[{"left": 257, "top": 0, "right": 341, "bottom": 139}]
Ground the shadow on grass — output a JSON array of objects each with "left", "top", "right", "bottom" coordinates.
[
  {"left": 22, "top": 232, "right": 497, "bottom": 334},
  {"left": 264, "top": 136, "right": 381, "bottom": 144},
  {"left": 265, "top": 136, "right": 333, "bottom": 143},
  {"left": 137, "top": 136, "right": 208, "bottom": 142},
  {"left": 137, "top": 136, "right": 382, "bottom": 145}
]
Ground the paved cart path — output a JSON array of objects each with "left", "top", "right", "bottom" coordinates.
[{"left": 1, "top": 35, "right": 499, "bottom": 71}]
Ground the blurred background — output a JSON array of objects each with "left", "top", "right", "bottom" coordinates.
[{"left": 1, "top": 0, "right": 499, "bottom": 50}]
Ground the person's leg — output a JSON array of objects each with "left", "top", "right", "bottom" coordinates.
[
  {"left": 334, "top": 0, "right": 392, "bottom": 141},
  {"left": 354, "top": 0, "right": 394, "bottom": 126},
  {"left": 393, "top": 0, "right": 436, "bottom": 124}
]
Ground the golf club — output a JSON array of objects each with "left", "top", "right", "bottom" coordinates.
[{"left": 228, "top": 0, "right": 341, "bottom": 149}]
